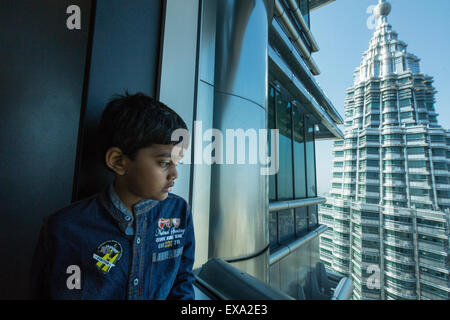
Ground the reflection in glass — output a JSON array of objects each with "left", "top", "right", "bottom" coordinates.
[
  {"left": 278, "top": 209, "right": 295, "bottom": 244},
  {"left": 293, "top": 104, "right": 306, "bottom": 198},
  {"left": 269, "top": 211, "right": 278, "bottom": 249},
  {"left": 268, "top": 86, "right": 277, "bottom": 201},
  {"left": 305, "top": 118, "right": 317, "bottom": 197},
  {"left": 308, "top": 205, "right": 318, "bottom": 230},
  {"left": 276, "top": 91, "right": 293, "bottom": 200},
  {"left": 295, "top": 206, "right": 308, "bottom": 237}
]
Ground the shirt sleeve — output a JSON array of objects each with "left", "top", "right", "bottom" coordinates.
[{"left": 167, "top": 205, "right": 195, "bottom": 300}]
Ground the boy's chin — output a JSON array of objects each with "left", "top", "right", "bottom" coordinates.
[{"left": 153, "top": 191, "right": 170, "bottom": 201}]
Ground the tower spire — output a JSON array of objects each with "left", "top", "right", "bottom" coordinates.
[{"left": 373, "top": 0, "right": 391, "bottom": 25}]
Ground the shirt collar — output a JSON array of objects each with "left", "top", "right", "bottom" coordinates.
[
  {"left": 102, "top": 183, "right": 160, "bottom": 235},
  {"left": 109, "top": 183, "right": 160, "bottom": 215}
]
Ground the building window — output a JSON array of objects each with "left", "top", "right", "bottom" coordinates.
[
  {"left": 295, "top": 206, "right": 308, "bottom": 237},
  {"left": 268, "top": 82, "right": 319, "bottom": 249},
  {"left": 268, "top": 86, "right": 277, "bottom": 201},
  {"left": 293, "top": 106, "right": 306, "bottom": 198},
  {"left": 278, "top": 209, "right": 295, "bottom": 244},
  {"left": 268, "top": 83, "right": 317, "bottom": 201},
  {"left": 276, "top": 90, "right": 294, "bottom": 200}
]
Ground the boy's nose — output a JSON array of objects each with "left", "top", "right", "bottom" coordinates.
[{"left": 168, "top": 165, "right": 178, "bottom": 181}]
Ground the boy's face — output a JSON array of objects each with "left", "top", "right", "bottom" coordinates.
[{"left": 120, "top": 143, "right": 184, "bottom": 202}]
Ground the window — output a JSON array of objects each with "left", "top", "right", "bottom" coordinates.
[
  {"left": 383, "top": 134, "right": 402, "bottom": 140},
  {"left": 269, "top": 84, "right": 316, "bottom": 201},
  {"left": 278, "top": 209, "right": 295, "bottom": 244},
  {"left": 384, "top": 160, "right": 404, "bottom": 167},
  {"left": 268, "top": 86, "right": 276, "bottom": 201},
  {"left": 268, "top": 83, "right": 320, "bottom": 249},
  {"left": 430, "top": 135, "right": 445, "bottom": 142},
  {"left": 384, "top": 147, "right": 402, "bottom": 153},
  {"left": 305, "top": 118, "right": 316, "bottom": 197},
  {"left": 383, "top": 100, "right": 396, "bottom": 108},
  {"left": 417, "top": 219, "right": 445, "bottom": 229},
  {"left": 418, "top": 234, "right": 446, "bottom": 245},
  {"left": 408, "top": 160, "right": 429, "bottom": 168},
  {"left": 433, "top": 162, "right": 447, "bottom": 170},
  {"left": 385, "top": 229, "right": 412, "bottom": 240},
  {"left": 400, "top": 111, "right": 413, "bottom": 119},
  {"left": 413, "top": 202, "right": 432, "bottom": 210},
  {"left": 437, "top": 190, "right": 450, "bottom": 198},
  {"left": 295, "top": 207, "right": 308, "bottom": 237},
  {"left": 385, "top": 186, "right": 406, "bottom": 194},
  {"left": 276, "top": 90, "right": 293, "bottom": 200},
  {"left": 308, "top": 205, "right": 318, "bottom": 230},
  {"left": 418, "top": 113, "right": 428, "bottom": 120},
  {"left": 432, "top": 149, "right": 446, "bottom": 156},
  {"left": 410, "top": 188, "right": 430, "bottom": 196},
  {"left": 293, "top": 107, "right": 306, "bottom": 198},
  {"left": 366, "top": 102, "right": 380, "bottom": 111},
  {"left": 406, "top": 133, "right": 425, "bottom": 141},
  {"left": 399, "top": 99, "right": 411, "bottom": 107},
  {"left": 383, "top": 173, "right": 405, "bottom": 180},
  {"left": 384, "top": 214, "right": 411, "bottom": 224},
  {"left": 407, "top": 147, "right": 426, "bottom": 155},
  {"left": 409, "top": 174, "right": 428, "bottom": 181},
  {"left": 435, "top": 176, "right": 448, "bottom": 184}
]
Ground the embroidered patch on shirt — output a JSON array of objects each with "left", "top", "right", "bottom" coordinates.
[
  {"left": 155, "top": 218, "right": 186, "bottom": 249},
  {"left": 158, "top": 218, "right": 172, "bottom": 229},
  {"left": 93, "top": 240, "right": 123, "bottom": 274}
]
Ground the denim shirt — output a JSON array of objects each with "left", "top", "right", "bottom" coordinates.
[{"left": 30, "top": 185, "right": 195, "bottom": 300}]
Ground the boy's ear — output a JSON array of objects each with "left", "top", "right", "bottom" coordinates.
[{"left": 105, "top": 147, "right": 128, "bottom": 175}]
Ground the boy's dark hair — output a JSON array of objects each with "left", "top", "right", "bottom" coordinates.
[{"left": 98, "top": 91, "right": 188, "bottom": 163}]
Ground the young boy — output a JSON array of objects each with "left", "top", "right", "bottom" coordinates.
[{"left": 30, "top": 92, "right": 195, "bottom": 299}]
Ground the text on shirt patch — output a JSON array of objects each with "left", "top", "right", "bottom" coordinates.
[
  {"left": 155, "top": 218, "right": 185, "bottom": 250},
  {"left": 92, "top": 240, "right": 123, "bottom": 273}
]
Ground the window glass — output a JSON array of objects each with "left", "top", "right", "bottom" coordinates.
[
  {"left": 305, "top": 118, "right": 316, "bottom": 197},
  {"left": 268, "top": 86, "right": 277, "bottom": 201},
  {"left": 278, "top": 209, "right": 295, "bottom": 244},
  {"left": 269, "top": 211, "right": 278, "bottom": 249},
  {"left": 295, "top": 206, "right": 308, "bottom": 237},
  {"left": 293, "top": 104, "right": 306, "bottom": 198},
  {"left": 308, "top": 205, "right": 318, "bottom": 230},
  {"left": 276, "top": 91, "right": 293, "bottom": 200}
]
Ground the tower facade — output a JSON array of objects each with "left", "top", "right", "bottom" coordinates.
[{"left": 319, "top": 1, "right": 450, "bottom": 300}]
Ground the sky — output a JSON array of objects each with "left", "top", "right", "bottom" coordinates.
[{"left": 309, "top": 0, "right": 450, "bottom": 195}]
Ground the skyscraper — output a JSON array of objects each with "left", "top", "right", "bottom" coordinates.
[{"left": 319, "top": 0, "right": 450, "bottom": 300}]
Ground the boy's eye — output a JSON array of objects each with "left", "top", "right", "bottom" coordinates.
[{"left": 159, "top": 161, "right": 171, "bottom": 168}]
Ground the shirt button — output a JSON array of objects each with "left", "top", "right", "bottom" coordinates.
[
  {"left": 136, "top": 237, "right": 141, "bottom": 244},
  {"left": 134, "top": 278, "right": 139, "bottom": 286},
  {"left": 125, "top": 216, "right": 131, "bottom": 222}
]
